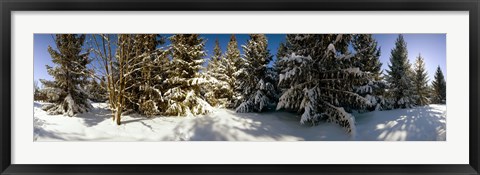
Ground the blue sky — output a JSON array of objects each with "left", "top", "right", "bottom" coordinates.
[{"left": 34, "top": 34, "right": 446, "bottom": 85}]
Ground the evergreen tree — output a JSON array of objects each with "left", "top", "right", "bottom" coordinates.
[
  {"left": 205, "top": 39, "right": 230, "bottom": 107},
  {"left": 274, "top": 35, "right": 301, "bottom": 100},
  {"left": 123, "top": 34, "right": 164, "bottom": 115},
  {"left": 225, "top": 35, "right": 244, "bottom": 108},
  {"left": 40, "top": 34, "right": 92, "bottom": 116},
  {"left": 34, "top": 80, "right": 39, "bottom": 93},
  {"left": 272, "top": 42, "right": 289, "bottom": 95},
  {"left": 207, "top": 39, "right": 222, "bottom": 71},
  {"left": 85, "top": 78, "right": 108, "bottom": 102},
  {"left": 276, "top": 42, "right": 289, "bottom": 59},
  {"left": 276, "top": 34, "right": 371, "bottom": 134},
  {"left": 273, "top": 42, "right": 289, "bottom": 76},
  {"left": 431, "top": 66, "right": 446, "bottom": 104},
  {"left": 351, "top": 34, "right": 386, "bottom": 111},
  {"left": 235, "top": 34, "right": 276, "bottom": 113},
  {"left": 163, "top": 34, "right": 212, "bottom": 116},
  {"left": 34, "top": 80, "right": 48, "bottom": 101},
  {"left": 143, "top": 47, "right": 170, "bottom": 116},
  {"left": 413, "top": 54, "right": 430, "bottom": 106},
  {"left": 385, "top": 34, "right": 416, "bottom": 108}
]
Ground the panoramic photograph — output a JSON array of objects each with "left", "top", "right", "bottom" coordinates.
[{"left": 33, "top": 34, "right": 446, "bottom": 141}]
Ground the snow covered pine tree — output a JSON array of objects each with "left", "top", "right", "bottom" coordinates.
[
  {"left": 224, "top": 35, "right": 244, "bottom": 108},
  {"left": 431, "top": 66, "right": 446, "bottom": 104},
  {"left": 34, "top": 80, "right": 48, "bottom": 101},
  {"left": 163, "top": 34, "right": 212, "bottom": 116},
  {"left": 129, "top": 34, "right": 165, "bottom": 116},
  {"left": 143, "top": 45, "right": 171, "bottom": 116},
  {"left": 40, "top": 34, "right": 92, "bottom": 116},
  {"left": 273, "top": 40, "right": 294, "bottom": 98},
  {"left": 273, "top": 41, "right": 289, "bottom": 81},
  {"left": 205, "top": 39, "right": 230, "bottom": 107},
  {"left": 413, "top": 54, "right": 430, "bottom": 106},
  {"left": 351, "top": 34, "right": 387, "bottom": 111},
  {"left": 85, "top": 78, "right": 108, "bottom": 102},
  {"left": 276, "top": 34, "right": 372, "bottom": 134},
  {"left": 235, "top": 34, "right": 277, "bottom": 113},
  {"left": 385, "top": 34, "right": 416, "bottom": 108}
]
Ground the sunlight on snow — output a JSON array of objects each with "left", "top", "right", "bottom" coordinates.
[{"left": 34, "top": 102, "right": 446, "bottom": 141}]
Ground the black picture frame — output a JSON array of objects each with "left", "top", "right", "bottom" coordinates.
[{"left": 1, "top": 0, "right": 479, "bottom": 174}]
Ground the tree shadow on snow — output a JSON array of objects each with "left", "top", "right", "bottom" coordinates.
[
  {"left": 227, "top": 110, "right": 351, "bottom": 141},
  {"left": 163, "top": 109, "right": 351, "bottom": 141},
  {"left": 34, "top": 117, "right": 112, "bottom": 141},
  {"left": 161, "top": 111, "right": 269, "bottom": 141},
  {"left": 33, "top": 102, "right": 43, "bottom": 109},
  {"left": 355, "top": 106, "right": 446, "bottom": 141},
  {"left": 76, "top": 105, "right": 113, "bottom": 127},
  {"left": 33, "top": 117, "right": 65, "bottom": 141},
  {"left": 34, "top": 127, "right": 101, "bottom": 141},
  {"left": 122, "top": 113, "right": 153, "bottom": 124}
]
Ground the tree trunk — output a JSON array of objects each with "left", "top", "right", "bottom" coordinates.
[{"left": 115, "top": 106, "right": 122, "bottom": 125}]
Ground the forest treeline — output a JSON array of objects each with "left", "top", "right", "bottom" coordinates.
[{"left": 34, "top": 34, "right": 446, "bottom": 134}]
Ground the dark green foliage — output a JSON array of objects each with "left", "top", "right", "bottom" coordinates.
[
  {"left": 122, "top": 34, "right": 164, "bottom": 115},
  {"left": 163, "top": 34, "right": 212, "bottom": 116},
  {"left": 385, "top": 34, "right": 416, "bottom": 108},
  {"left": 276, "top": 34, "right": 371, "bottom": 134},
  {"left": 431, "top": 66, "right": 446, "bottom": 104},
  {"left": 40, "top": 34, "right": 92, "bottom": 116},
  {"left": 225, "top": 35, "right": 244, "bottom": 108},
  {"left": 235, "top": 34, "right": 277, "bottom": 113},
  {"left": 85, "top": 78, "right": 108, "bottom": 102},
  {"left": 34, "top": 80, "right": 48, "bottom": 101},
  {"left": 205, "top": 39, "right": 230, "bottom": 107},
  {"left": 413, "top": 54, "right": 430, "bottom": 106},
  {"left": 351, "top": 34, "right": 387, "bottom": 111}
]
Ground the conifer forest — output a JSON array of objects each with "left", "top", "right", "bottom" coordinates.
[{"left": 34, "top": 34, "right": 446, "bottom": 141}]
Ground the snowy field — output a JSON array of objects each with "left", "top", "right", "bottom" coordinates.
[{"left": 34, "top": 102, "right": 446, "bottom": 141}]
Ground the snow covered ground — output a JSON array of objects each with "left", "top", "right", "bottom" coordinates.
[{"left": 34, "top": 102, "right": 446, "bottom": 141}]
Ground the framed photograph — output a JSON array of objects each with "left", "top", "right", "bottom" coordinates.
[{"left": 1, "top": 0, "right": 479, "bottom": 174}]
